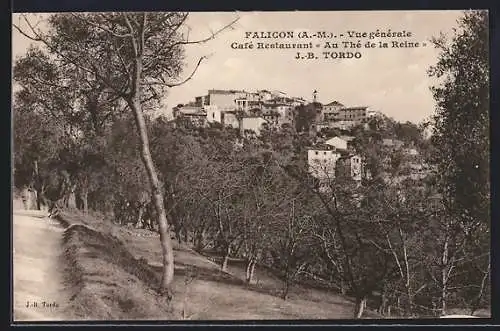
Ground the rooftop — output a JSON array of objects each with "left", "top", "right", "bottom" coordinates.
[
  {"left": 339, "top": 135, "right": 356, "bottom": 141},
  {"left": 308, "top": 144, "right": 338, "bottom": 151},
  {"left": 326, "top": 135, "right": 355, "bottom": 142},
  {"left": 324, "top": 101, "right": 344, "bottom": 107},
  {"left": 174, "top": 105, "right": 206, "bottom": 116},
  {"left": 208, "top": 89, "right": 245, "bottom": 95},
  {"left": 343, "top": 106, "right": 368, "bottom": 110}
]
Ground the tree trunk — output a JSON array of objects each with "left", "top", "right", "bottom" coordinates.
[
  {"left": 135, "top": 204, "right": 145, "bottom": 228},
  {"left": 34, "top": 189, "right": 41, "bottom": 210},
  {"left": 81, "top": 187, "right": 89, "bottom": 214},
  {"left": 406, "top": 286, "right": 413, "bottom": 317},
  {"left": 379, "top": 286, "right": 387, "bottom": 316},
  {"left": 340, "top": 278, "right": 347, "bottom": 295},
  {"left": 67, "top": 184, "right": 77, "bottom": 209},
  {"left": 129, "top": 98, "right": 175, "bottom": 296},
  {"left": 33, "top": 160, "right": 42, "bottom": 210},
  {"left": 246, "top": 257, "right": 256, "bottom": 284},
  {"left": 245, "top": 258, "right": 252, "bottom": 282},
  {"left": 221, "top": 244, "right": 231, "bottom": 273},
  {"left": 175, "top": 227, "right": 182, "bottom": 244},
  {"left": 470, "top": 263, "right": 490, "bottom": 316},
  {"left": 440, "top": 235, "right": 450, "bottom": 316},
  {"left": 354, "top": 295, "right": 367, "bottom": 319},
  {"left": 194, "top": 230, "right": 204, "bottom": 252},
  {"left": 249, "top": 260, "right": 256, "bottom": 284},
  {"left": 441, "top": 283, "right": 447, "bottom": 316},
  {"left": 282, "top": 280, "right": 289, "bottom": 300},
  {"left": 23, "top": 187, "right": 36, "bottom": 210}
]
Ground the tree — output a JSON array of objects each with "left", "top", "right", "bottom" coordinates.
[
  {"left": 428, "top": 10, "right": 489, "bottom": 230},
  {"left": 150, "top": 120, "right": 209, "bottom": 242},
  {"left": 242, "top": 150, "right": 312, "bottom": 290},
  {"left": 367, "top": 179, "right": 432, "bottom": 317},
  {"left": 12, "top": 104, "right": 71, "bottom": 209},
  {"left": 427, "top": 10, "right": 490, "bottom": 315},
  {"left": 394, "top": 122, "right": 423, "bottom": 146},
  {"left": 283, "top": 162, "right": 397, "bottom": 318},
  {"left": 14, "top": 12, "right": 238, "bottom": 296},
  {"left": 271, "top": 195, "right": 315, "bottom": 300},
  {"left": 238, "top": 150, "right": 281, "bottom": 284},
  {"left": 192, "top": 131, "right": 248, "bottom": 272},
  {"left": 13, "top": 46, "right": 125, "bottom": 137},
  {"left": 294, "top": 103, "right": 319, "bottom": 133}
]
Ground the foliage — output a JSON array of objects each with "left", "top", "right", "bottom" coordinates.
[
  {"left": 12, "top": 10, "right": 489, "bottom": 318},
  {"left": 427, "top": 10, "right": 490, "bottom": 314}
]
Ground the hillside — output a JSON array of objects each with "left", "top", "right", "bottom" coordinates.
[
  {"left": 13, "top": 205, "right": 381, "bottom": 321},
  {"left": 60, "top": 211, "right": 382, "bottom": 320}
]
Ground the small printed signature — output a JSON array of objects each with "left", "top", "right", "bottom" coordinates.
[{"left": 25, "top": 301, "right": 59, "bottom": 308}]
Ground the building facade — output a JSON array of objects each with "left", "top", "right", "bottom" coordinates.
[
  {"left": 319, "top": 100, "right": 369, "bottom": 127},
  {"left": 307, "top": 145, "right": 342, "bottom": 180},
  {"left": 172, "top": 105, "right": 207, "bottom": 128},
  {"left": 221, "top": 111, "right": 240, "bottom": 129},
  {"left": 322, "top": 101, "right": 344, "bottom": 122},
  {"left": 340, "top": 107, "right": 368, "bottom": 124},
  {"left": 336, "top": 154, "right": 363, "bottom": 181},
  {"left": 240, "top": 116, "right": 269, "bottom": 136},
  {"left": 205, "top": 105, "right": 222, "bottom": 124}
]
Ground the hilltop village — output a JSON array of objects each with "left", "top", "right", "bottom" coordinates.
[{"left": 172, "top": 89, "right": 431, "bottom": 189}]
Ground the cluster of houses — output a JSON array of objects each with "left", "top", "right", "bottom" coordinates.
[
  {"left": 307, "top": 134, "right": 427, "bottom": 188},
  {"left": 172, "top": 89, "right": 306, "bottom": 135},
  {"left": 172, "top": 89, "right": 382, "bottom": 136},
  {"left": 172, "top": 89, "right": 428, "bottom": 185}
]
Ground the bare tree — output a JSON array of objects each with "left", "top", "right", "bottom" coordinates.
[{"left": 13, "top": 12, "right": 238, "bottom": 296}]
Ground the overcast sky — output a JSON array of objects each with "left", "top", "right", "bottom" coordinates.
[{"left": 12, "top": 11, "right": 464, "bottom": 124}]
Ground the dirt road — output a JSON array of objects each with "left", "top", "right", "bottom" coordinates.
[{"left": 12, "top": 208, "right": 69, "bottom": 321}]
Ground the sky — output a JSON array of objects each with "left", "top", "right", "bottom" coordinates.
[{"left": 12, "top": 11, "right": 464, "bottom": 124}]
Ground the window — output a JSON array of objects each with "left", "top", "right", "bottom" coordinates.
[
  {"left": 315, "top": 151, "right": 319, "bottom": 155},
  {"left": 212, "top": 113, "right": 215, "bottom": 119},
  {"left": 324, "top": 152, "right": 327, "bottom": 155}
]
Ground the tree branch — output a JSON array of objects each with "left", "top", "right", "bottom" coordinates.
[
  {"left": 69, "top": 13, "right": 133, "bottom": 38},
  {"left": 13, "top": 15, "right": 43, "bottom": 42}
]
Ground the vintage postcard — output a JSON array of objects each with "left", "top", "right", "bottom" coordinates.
[{"left": 11, "top": 10, "right": 490, "bottom": 322}]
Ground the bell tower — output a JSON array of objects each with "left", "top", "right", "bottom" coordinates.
[{"left": 312, "top": 90, "right": 318, "bottom": 103}]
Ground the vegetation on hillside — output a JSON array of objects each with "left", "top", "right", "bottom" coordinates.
[{"left": 12, "top": 11, "right": 489, "bottom": 318}]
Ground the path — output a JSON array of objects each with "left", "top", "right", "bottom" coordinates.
[{"left": 12, "top": 208, "right": 69, "bottom": 321}]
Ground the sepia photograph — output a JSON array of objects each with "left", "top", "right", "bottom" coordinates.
[{"left": 11, "top": 10, "right": 490, "bottom": 322}]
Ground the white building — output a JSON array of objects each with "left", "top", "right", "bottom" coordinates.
[
  {"left": 205, "top": 105, "right": 222, "bottom": 124},
  {"left": 221, "top": 111, "right": 240, "bottom": 129},
  {"left": 366, "top": 108, "right": 378, "bottom": 118},
  {"left": 240, "top": 117, "right": 268, "bottom": 136},
  {"left": 307, "top": 146, "right": 342, "bottom": 179}
]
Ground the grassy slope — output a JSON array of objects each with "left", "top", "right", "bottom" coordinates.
[{"left": 58, "top": 211, "right": 380, "bottom": 320}]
